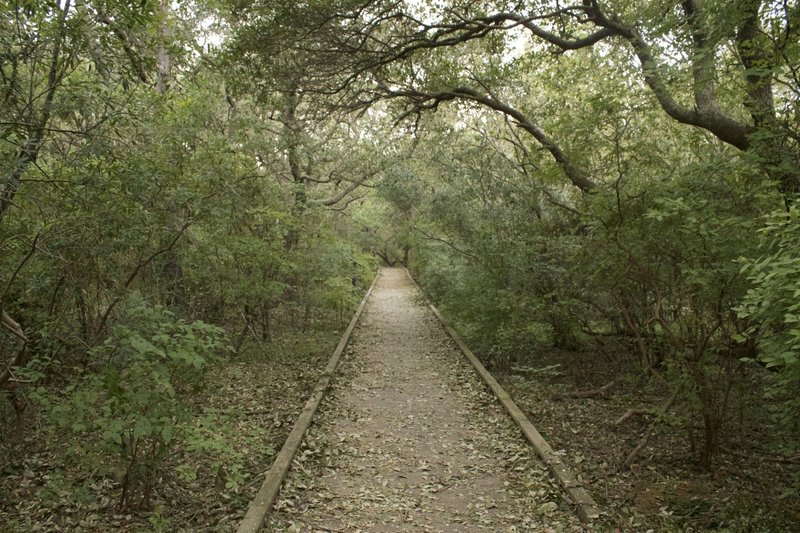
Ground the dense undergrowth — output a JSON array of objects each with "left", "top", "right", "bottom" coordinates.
[
  {"left": 401, "top": 167, "right": 800, "bottom": 528},
  {"left": 0, "top": 315, "right": 354, "bottom": 531},
  {"left": 499, "top": 350, "right": 799, "bottom": 531},
  {"left": 0, "top": 3, "right": 379, "bottom": 527}
]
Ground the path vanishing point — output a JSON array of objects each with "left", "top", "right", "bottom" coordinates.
[{"left": 261, "top": 268, "right": 589, "bottom": 532}]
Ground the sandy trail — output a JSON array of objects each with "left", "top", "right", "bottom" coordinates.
[{"left": 265, "top": 267, "right": 582, "bottom": 532}]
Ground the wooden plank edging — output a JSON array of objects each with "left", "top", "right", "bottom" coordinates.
[
  {"left": 404, "top": 268, "right": 600, "bottom": 523},
  {"left": 236, "top": 271, "right": 380, "bottom": 533}
]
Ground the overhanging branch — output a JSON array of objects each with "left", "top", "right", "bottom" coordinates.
[
  {"left": 382, "top": 84, "right": 595, "bottom": 192},
  {"left": 412, "top": 226, "right": 481, "bottom": 262}
]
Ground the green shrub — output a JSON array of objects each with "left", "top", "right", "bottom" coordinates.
[
  {"left": 739, "top": 204, "right": 800, "bottom": 449},
  {"left": 49, "top": 295, "right": 230, "bottom": 509}
]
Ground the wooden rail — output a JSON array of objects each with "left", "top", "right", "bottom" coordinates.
[
  {"left": 405, "top": 268, "right": 600, "bottom": 523},
  {"left": 236, "top": 271, "right": 379, "bottom": 533}
]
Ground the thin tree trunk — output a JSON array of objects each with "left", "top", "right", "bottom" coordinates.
[
  {"left": 155, "top": 1, "right": 171, "bottom": 94},
  {"left": 1, "top": 1, "right": 72, "bottom": 222}
]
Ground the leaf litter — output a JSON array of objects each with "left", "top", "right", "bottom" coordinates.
[{"left": 265, "top": 268, "right": 585, "bottom": 532}]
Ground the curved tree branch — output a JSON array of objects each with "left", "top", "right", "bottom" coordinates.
[
  {"left": 0, "top": 310, "right": 28, "bottom": 389},
  {"left": 589, "top": 4, "right": 754, "bottom": 151},
  {"left": 412, "top": 226, "right": 481, "bottom": 262},
  {"left": 381, "top": 84, "right": 595, "bottom": 192},
  {"left": 347, "top": 2, "right": 757, "bottom": 152},
  {"left": 317, "top": 173, "right": 376, "bottom": 206},
  {"left": 95, "top": 220, "right": 192, "bottom": 339}
]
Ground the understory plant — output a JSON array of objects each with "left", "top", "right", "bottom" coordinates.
[
  {"left": 48, "top": 295, "right": 230, "bottom": 509},
  {"left": 739, "top": 203, "right": 800, "bottom": 452},
  {"left": 584, "top": 165, "right": 771, "bottom": 469}
]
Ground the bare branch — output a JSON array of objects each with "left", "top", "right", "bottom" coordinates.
[
  {"left": 0, "top": 310, "right": 28, "bottom": 388},
  {"left": 562, "top": 376, "right": 624, "bottom": 399},
  {"left": 1, "top": 228, "right": 45, "bottom": 305},
  {"left": 412, "top": 226, "right": 481, "bottom": 262},
  {"left": 383, "top": 84, "right": 596, "bottom": 192},
  {"left": 328, "top": 193, "right": 366, "bottom": 212},
  {"left": 474, "top": 11, "right": 613, "bottom": 50},
  {"left": 95, "top": 11, "right": 150, "bottom": 84},
  {"left": 95, "top": 220, "right": 193, "bottom": 338},
  {"left": 317, "top": 174, "right": 374, "bottom": 206}
]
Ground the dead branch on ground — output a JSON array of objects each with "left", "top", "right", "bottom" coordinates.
[
  {"left": 562, "top": 376, "right": 624, "bottom": 399},
  {"left": 619, "top": 388, "right": 680, "bottom": 471}
]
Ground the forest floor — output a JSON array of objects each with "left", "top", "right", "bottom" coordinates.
[
  {"left": 3, "top": 267, "right": 798, "bottom": 531},
  {"left": 494, "top": 350, "right": 800, "bottom": 531},
  {"left": 0, "top": 323, "right": 343, "bottom": 532},
  {"left": 265, "top": 267, "right": 584, "bottom": 532}
]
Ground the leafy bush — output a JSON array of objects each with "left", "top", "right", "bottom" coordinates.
[
  {"left": 583, "top": 168, "right": 769, "bottom": 468},
  {"left": 49, "top": 296, "right": 230, "bottom": 509},
  {"left": 321, "top": 275, "right": 359, "bottom": 322},
  {"left": 739, "top": 204, "right": 800, "bottom": 448}
]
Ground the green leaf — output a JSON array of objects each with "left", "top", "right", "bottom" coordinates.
[
  {"left": 161, "top": 424, "right": 175, "bottom": 444},
  {"left": 134, "top": 417, "right": 153, "bottom": 439},
  {"left": 103, "top": 429, "right": 123, "bottom": 446},
  {"left": 129, "top": 335, "right": 164, "bottom": 357}
]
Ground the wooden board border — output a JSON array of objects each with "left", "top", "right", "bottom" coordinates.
[
  {"left": 236, "top": 271, "right": 380, "bottom": 533},
  {"left": 404, "top": 268, "right": 600, "bottom": 523}
]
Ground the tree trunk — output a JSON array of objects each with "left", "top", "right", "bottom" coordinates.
[
  {"left": 155, "top": 1, "right": 171, "bottom": 94},
  {"left": 1, "top": 0, "right": 71, "bottom": 223},
  {"left": 282, "top": 91, "right": 307, "bottom": 251}
]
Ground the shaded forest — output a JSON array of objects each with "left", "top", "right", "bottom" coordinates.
[{"left": 1, "top": 0, "right": 799, "bottom": 530}]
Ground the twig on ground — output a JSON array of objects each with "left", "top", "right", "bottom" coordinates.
[
  {"left": 294, "top": 516, "right": 347, "bottom": 532},
  {"left": 614, "top": 408, "right": 652, "bottom": 426},
  {"left": 620, "top": 427, "right": 654, "bottom": 471},
  {"left": 562, "top": 376, "right": 624, "bottom": 399},
  {"left": 618, "top": 388, "right": 680, "bottom": 471}
]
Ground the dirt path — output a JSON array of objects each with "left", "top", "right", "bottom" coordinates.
[{"left": 265, "top": 268, "right": 584, "bottom": 532}]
